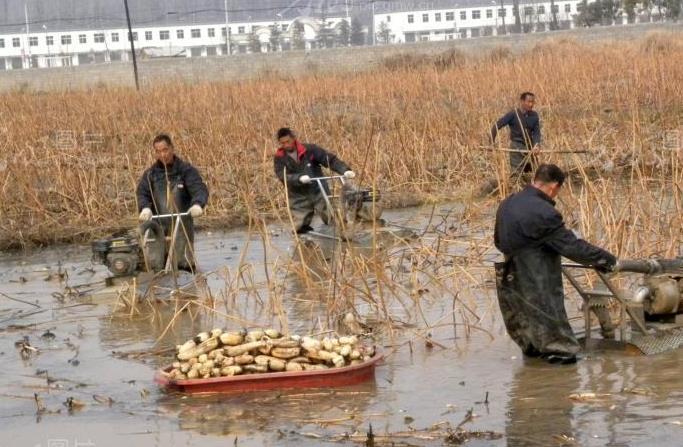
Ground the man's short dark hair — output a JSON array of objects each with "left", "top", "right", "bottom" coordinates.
[
  {"left": 534, "top": 163, "right": 565, "bottom": 186},
  {"left": 520, "top": 91, "right": 535, "bottom": 101},
  {"left": 153, "top": 133, "right": 173, "bottom": 147},
  {"left": 276, "top": 127, "right": 295, "bottom": 140}
]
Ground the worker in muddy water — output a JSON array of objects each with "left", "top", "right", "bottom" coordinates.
[
  {"left": 494, "top": 164, "right": 618, "bottom": 364},
  {"left": 273, "top": 127, "right": 355, "bottom": 234},
  {"left": 490, "top": 91, "right": 542, "bottom": 176},
  {"left": 136, "top": 134, "right": 209, "bottom": 272}
]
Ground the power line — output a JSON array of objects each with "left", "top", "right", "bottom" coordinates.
[{"left": 0, "top": 0, "right": 382, "bottom": 31}]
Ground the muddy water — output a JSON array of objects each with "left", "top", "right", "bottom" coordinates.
[{"left": 1, "top": 205, "right": 682, "bottom": 447}]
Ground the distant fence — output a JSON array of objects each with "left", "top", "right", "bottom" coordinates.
[{"left": 0, "top": 22, "right": 681, "bottom": 92}]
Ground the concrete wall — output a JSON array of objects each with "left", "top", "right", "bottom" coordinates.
[{"left": 0, "top": 22, "right": 681, "bottom": 92}]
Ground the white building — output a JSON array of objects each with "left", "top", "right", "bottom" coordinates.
[
  {"left": 373, "top": 0, "right": 583, "bottom": 43},
  {"left": 0, "top": 0, "right": 352, "bottom": 70},
  {"left": 0, "top": 17, "right": 352, "bottom": 70}
]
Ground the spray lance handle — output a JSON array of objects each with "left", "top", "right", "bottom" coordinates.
[{"left": 612, "top": 258, "right": 683, "bottom": 275}]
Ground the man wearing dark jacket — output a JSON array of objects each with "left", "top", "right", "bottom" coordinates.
[
  {"left": 273, "top": 127, "right": 355, "bottom": 234},
  {"left": 136, "top": 134, "right": 209, "bottom": 271},
  {"left": 490, "top": 92, "right": 542, "bottom": 174},
  {"left": 494, "top": 164, "right": 617, "bottom": 364}
]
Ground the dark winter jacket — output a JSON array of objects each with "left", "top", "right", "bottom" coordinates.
[
  {"left": 273, "top": 141, "right": 350, "bottom": 197},
  {"left": 494, "top": 186, "right": 615, "bottom": 267},
  {"left": 490, "top": 108, "right": 541, "bottom": 149},
  {"left": 136, "top": 156, "right": 209, "bottom": 214},
  {"left": 493, "top": 185, "right": 616, "bottom": 355}
]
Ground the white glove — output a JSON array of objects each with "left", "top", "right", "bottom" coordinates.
[
  {"left": 299, "top": 175, "right": 312, "bottom": 184},
  {"left": 343, "top": 170, "right": 356, "bottom": 179},
  {"left": 138, "top": 208, "right": 153, "bottom": 222},
  {"left": 189, "top": 204, "right": 203, "bottom": 218}
]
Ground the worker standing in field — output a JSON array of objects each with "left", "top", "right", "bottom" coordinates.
[
  {"left": 136, "top": 134, "right": 209, "bottom": 272},
  {"left": 494, "top": 164, "right": 618, "bottom": 364},
  {"left": 490, "top": 92, "right": 542, "bottom": 175},
  {"left": 273, "top": 127, "right": 355, "bottom": 234}
]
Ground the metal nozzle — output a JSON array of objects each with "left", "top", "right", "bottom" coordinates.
[{"left": 613, "top": 258, "right": 683, "bottom": 275}]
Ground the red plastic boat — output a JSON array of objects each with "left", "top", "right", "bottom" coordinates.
[{"left": 154, "top": 353, "right": 383, "bottom": 394}]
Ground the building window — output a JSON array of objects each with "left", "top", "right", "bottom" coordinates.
[
  {"left": 80, "top": 34, "right": 88, "bottom": 44},
  {"left": 446, "top": 12, "right": 454, "bottom": 21},
  {"left": 486, "top": 9, "right": 493, "bottom": 18},
  {"left": 498, "top": 8, "right": 507, "bottom": 17},
  {"left": 128, "top": 31, "right": 138, "bottom": 41},
  {"left": 537, "top": 5, "right": 545, "bottom": 14},
  {"left": 387, "top": 15, "right": 391, "bottom": 22},
  {"left": 46, "top": 36, "right": 54, "bottom": 45},
  {"left": 0, "top": 38, "right": 4, "bottom": 48},
  {"left": 524, "top": 6, "right": 534, "bottom": 15},
  {"left": 407, "top": 14, "right": 414, "bottom": 23},
  {"left": 94, "top": 33, "right": 105, "bottom": 43},
  {"left": 208, "top": 28, "right": 215, "bottom": 37},
  {"left": 577, "top": 3, "right": 584, "bottom": 11},
  {"left": 160, "top": 30, "right": 170, "bottom": 40},
  {"left": 435, "top": 12, "right": 441, "bottom": 21},
  {"left": 460, "top": 11, "right": 466, "bottom": 20},
  {"left": 222, "top": 27, "right": 227, "bottom": 36},
  {"left": 111, "top": 32, "right": 119, "bottom": 42},
  {"left": 12, "top": 37, "right": 20, "bottom": 47},
  {"left": 472, "top": 10, "right": 481, "bottom": 19},
  {"left": 61, "top": 35, "right": 72, "bottom": 45},
  {"left": 191, "top": 29, "right": 201, "bottom": 38},
  {"left": 564, "top": 3, "right": 571, "bottom": 12},
  {"left": 145, "top": 31, "right": 153, "bottom": 40},
  {"left": 422, "top": 13, "right": 429, "bottom": 22},
  {"left": 177, "top": 29, "right": 184, "bottom": 39},
  {"left": 29, "top": 36, "right": 38, "bottom": 46},
  {"left": 281, "top": 24, "right": 288, "bottom": 31},
  {"left": 238, "top": 26, "right": 245, "bottom": 34}
]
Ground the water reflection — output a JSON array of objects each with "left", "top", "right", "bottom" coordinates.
[
  {"left": 157, "top": 381, "right": 378, "bottom": 439},
  {"left": 505, "top": 360, "right": 579, "bottom": 446}
]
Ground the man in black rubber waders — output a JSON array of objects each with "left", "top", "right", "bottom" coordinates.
[{"left": 494, "top": 164, "right": 617, "bottom": 364}]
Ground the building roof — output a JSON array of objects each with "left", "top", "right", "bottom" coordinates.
[
  {"left": 373, "top": 0, "right": 555, "bottom": 14},
  {"left": 0, "top": 0, "right": 351, "bottom": 34}
]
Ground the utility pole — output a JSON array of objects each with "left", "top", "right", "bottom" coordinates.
[
  {"left": 24, "top": 1, "right": 31, "bottom": 68},
  {"left": 345, "top": 0, "right": 350, "bottom": 46},
  {"left": 371, "top": 0, "right": 375, "bottom": 46},
  {"left": 224, "top": 0, "right": 231, "bottom": 55},
  {"left": 123, "top": 0, "right": 140, "bottom": 90}
]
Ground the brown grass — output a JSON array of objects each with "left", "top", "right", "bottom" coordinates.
[{"left": 1, "top": 34, "right": 682, "bottom": 256}]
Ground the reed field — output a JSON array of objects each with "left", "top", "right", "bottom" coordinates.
[{"left": 1, "top": 31, "right": 682, "bottom": 257}]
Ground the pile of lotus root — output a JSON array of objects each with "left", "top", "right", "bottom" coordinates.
[{"left": 164, "top": 328, "right": 376, "bottom": 380}]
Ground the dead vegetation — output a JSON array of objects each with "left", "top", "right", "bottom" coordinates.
[{"left": 0, "top": 34, "right": 682, "bottom": 253}]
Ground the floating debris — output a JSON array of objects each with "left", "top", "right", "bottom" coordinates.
[
  {"left": 568, "top": 393, "right": 613, "bottom": 403},
  {"left": 34, "top": 393, "right": 45, "bottom": 413},
  {"left": 64, "top": 397, "right": 86, "bottom": 412},
  {"left": 621, "top": 386, "right": 655, "bottom": 396},
  {"left": 41, "top": 329, "right": 56, "bottom": 340},
  {"left": 92, "top": 394, "right": 115, "bottom": 406},
  {"left": 552, "top": 433, "right": 578, "bottom": 445},
  {"left": 15, "top": 337, "right": 38, "bottom": 360}
]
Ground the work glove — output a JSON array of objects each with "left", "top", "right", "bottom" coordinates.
[
  {"left": 343, "top": 170, "right": 356, "bottom": 179},
  {"left": 299, "top": 175, "right": 312, "bottom": 184},
  {"left": 594, "top": 258, "right": 616, "bottom": 274},
  {"left": 138, "top": 208, "right": 153, "bottom": 222},
  {"left": 189, "top": 204, "right": 204, "bottom": 218}
]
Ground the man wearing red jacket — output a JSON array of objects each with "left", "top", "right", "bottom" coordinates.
[{"left": 273, "top": 128, "right": 355, "bottom": 234}]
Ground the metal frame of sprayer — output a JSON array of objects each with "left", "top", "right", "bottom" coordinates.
[{"left": 563, "top": 258, "right": 683, "bottom": 354}]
